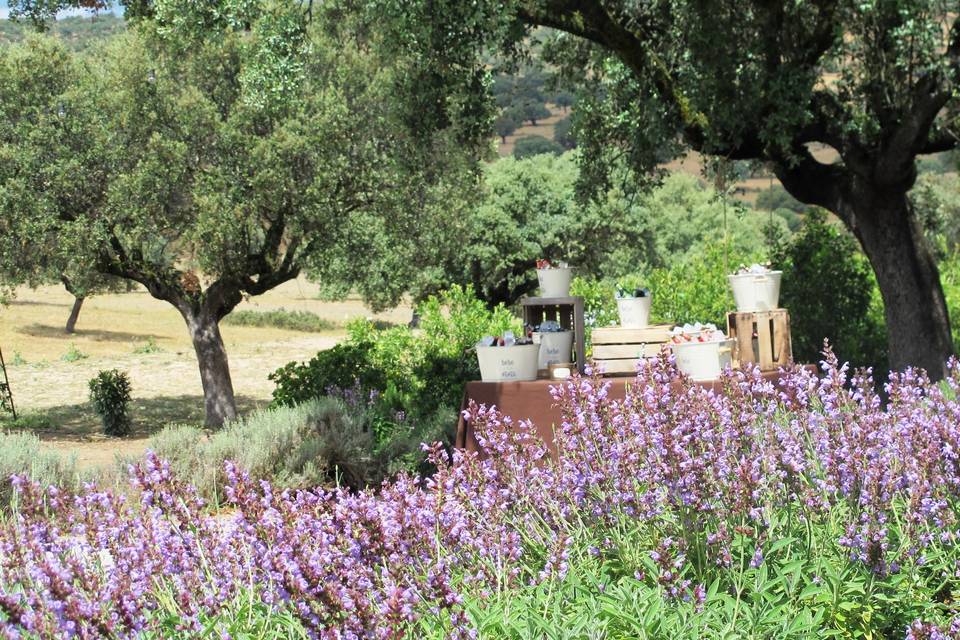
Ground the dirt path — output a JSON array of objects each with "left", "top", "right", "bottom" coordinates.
[{"left": 0, "top": 279, "right": 412, "bottom": 469}]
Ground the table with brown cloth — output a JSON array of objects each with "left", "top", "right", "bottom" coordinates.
[{"left": 455, "top": 368, "right": 815, "bottom": 457}]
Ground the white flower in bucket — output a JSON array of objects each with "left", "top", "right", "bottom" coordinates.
[{"left": 536, "top": 259, "right": 573, "bottom": 298}]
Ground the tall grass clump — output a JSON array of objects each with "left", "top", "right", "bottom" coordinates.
[
  {"left": 4, "top": 352, "right": 960, "bottom": 637},
  {"left": 222, "top": 308, "right": 337, "bottom": 332}
]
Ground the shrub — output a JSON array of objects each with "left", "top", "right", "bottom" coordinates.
[
  {"left": 271, "top": 286, "right": 518, "bottom": 418},
  {"left": 755, "top": 183, "right": 808, "bottom": 213},
  {"left": 0, "top": 432, "right": 76, "bottom": 506},
  {"left": 88, "top": 369, "right": 132, "bottom": 437},
  {"left": 512, "top": 135, "right": 564, "bottom": 159},
  {"left": 911, "top": 172, "right": 960, "bottom": 257},
  {"left": 0, "top": 411, "right": 53, "bottom": 430},
  {"left": 770, "top": 209, "right": 888, "bottom": 370},
  {"left": 150, "top": 397, "right": 453, "bottom": 499},
  {"left": 268, "top": 286, "right": 515, "bottom": 476},
  {"left": 222, "top": 308, "right": 337, "bottom": 332},
  {"left": 573, "top": 243, "right": 752, "bottom": 347},
  {"left": 269, "top": 340, "right": 386, "bottom": 408},
  {"left": 937, "top": 251, "right": 960, "bottom": 353}
]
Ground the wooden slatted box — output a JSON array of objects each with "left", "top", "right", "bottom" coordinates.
[
  {"left": 521, "top": 296, "right": 586, "bottom": 374},
  {"left": 726, "top": 309, "right": 793, "bottom": 371},
  {"left": 589, "top": 324, "right": 673, "bottom": 376}
]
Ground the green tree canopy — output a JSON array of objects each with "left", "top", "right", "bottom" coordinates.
[
  {"left": 510, "top": 99, "right": 551, "bottom": 126},
  {"left": 494, "top": 113, "right": 518, "bottom": 143},
  {"left": 406, "top": 154, "right": 776, "bottom": 307},
  {"left": 0, "top": 7, "right": 473, "bottom": 426},
  {"left": 554, "top": 115, "right": 576, "bottom": 150}
]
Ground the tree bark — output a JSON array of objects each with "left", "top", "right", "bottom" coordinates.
[
  {"left": 844, "top": 191, "right": 954, "bottom": 379},
  {"left": 65, "top": 296, "right": 84, "bottom": 334},
  {"left": 184, "top": 310, "right": 237, "bottom": 427}
]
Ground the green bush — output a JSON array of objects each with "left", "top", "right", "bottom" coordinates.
[
  {"left": 937, "top": 250, "right": 960, "bottom": 353},
  {"left": 0, "top": 411, "right": 53, "bottom": 430},
  {"left": 269, "top": 286, "right": 518, "bottom": 461},
  {"left": 223, "top": 308, "right": 338, "bottom": 332},
  {"left": 269, "top": 340, "right": 387, "bottom": 407},
  {"left": 573, "top": 244, "right": 752, "bottom": 348},
  {"left": 513, "top": 135, "right": 564, "bottom": 159},
  {"left": 0, "top": 432, "right": 77, "bottom": 507},
  {"left": 132, "top": 337, "right": 163, "bottom": 354},
  {"left": 770, "top": 209, "right": 888, "bottom": 370},
  {"left": 150, "top": 397, "right": 453, "bottom": 500},
  {"left": 88, "top": 369, "right": 132, "bottom": 437}
]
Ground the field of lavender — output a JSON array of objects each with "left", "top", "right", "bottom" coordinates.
[{"left": 1, "top": 351, "right": 960, "bottom": 638}]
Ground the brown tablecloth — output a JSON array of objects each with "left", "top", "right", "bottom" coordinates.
[{"left": 455, "top": 368, "right": 815, "bottom": 456}]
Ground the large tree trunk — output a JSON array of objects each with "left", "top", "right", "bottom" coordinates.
[
  {"left": 184, "top": 310, "right": 237, "bottom": 427},
  {"left": 846, "top": 191, "right": 954, "bottom": 380},
  {"left": 65, "top": 296, "right": 84, "bottom": 334}
]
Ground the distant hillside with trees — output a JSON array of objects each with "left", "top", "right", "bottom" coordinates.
[{"left": 0, "top": 14, "right": 124, "bottom": 50}]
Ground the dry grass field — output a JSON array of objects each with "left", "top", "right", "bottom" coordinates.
[{"left": 0, "top": 279, "right": 412, "bottom": 469}]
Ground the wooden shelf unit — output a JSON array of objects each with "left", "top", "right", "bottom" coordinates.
[{"left": 521, "top": 296, "right": 586, "bottom": 374}]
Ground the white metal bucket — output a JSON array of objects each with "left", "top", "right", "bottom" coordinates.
[
  {"left": 617, "top": 296, "right": 652, "bottom": 328},
  {"left": 671, "top": 339, "right": 735, "bottom": 381},
  {"left": 476, "top": 343, "right": 540, "bottom": 382},
  {"left": 728, "top": 271, "right": 783, "bottom": 311},
  {"left": 537, "top": 268, "right": 573, "bottom": 298},
  {"left": 536, "top": 331, "right": 574, "bottom": 369}
]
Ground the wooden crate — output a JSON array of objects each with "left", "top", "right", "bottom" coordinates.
[
  {"left": 521, "top": 296, "right": 586, "bottom": 374},
  {"left": 726, "top": 309, "right": 793, "bottom": 371},
  {"left": 589, "top": 324, "right": 672, "bottom": 376}
]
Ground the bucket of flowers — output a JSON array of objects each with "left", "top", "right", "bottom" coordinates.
[
  {"left": 536, "top": 259, "right": 573, "bottom": 298},
  {"left": 728, "top": 263, "right": 782, "bottom": 311},
  {"left": 669, "top": 323, "right": 735, "bottom": 380}
]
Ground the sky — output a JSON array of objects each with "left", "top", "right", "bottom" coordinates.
[{"left": 0, "top": 1, "right": 122, "bottom": 19}]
